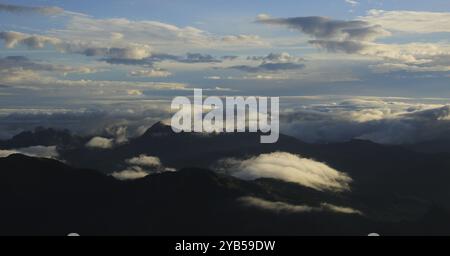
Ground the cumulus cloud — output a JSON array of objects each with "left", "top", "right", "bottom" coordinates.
[
  {"left": 256, "top": 13, "right": 450, "bottom": 73},
  {"left": 217, "top": 152, "right": 352, "bottom": 192},
  {"left": 239, "top": 196, "right": 362, "bottom": 215},
  {"left": 0, "top": 31, "right": 61, "bottom": 49},
  {"left": 61, "top": 44, "right": 152, "bottom": 60},
  {"left": 0, "top": 3, "right": 63, "bottom": 15},
  {"left": 0, "top": 145, "right": 58, "bottom": 159},
  {"left": 85, "top": 137, "right": 114, "bottom": 149}
]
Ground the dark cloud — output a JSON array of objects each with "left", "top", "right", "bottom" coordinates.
[
  {"left": 230, "top": 52, "right": 305, "bottom": 73},
  {"left": 256, "top": 15, "right": 389, "bottom": 41},
  {"left": 0, "top": 56, "right": 55, "bottom": 71},
  {"left": 309, "top": 40, "right": 366, "bottom": 54},
  {"left": 102, "top": 52, "right": 221, "bottom": 66},
  {"left": 221, "top": 55, "right": 239, "bottom": 61},
  {"left": 0, "top": 56, "right": 94, "bottom": 74}
]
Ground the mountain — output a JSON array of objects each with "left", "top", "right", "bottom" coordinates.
[
  {"left": 1, "top": 154, "right": 449, "bottom": 236},
  {"left": 405, "top": 138, "right": 450, "bottom": 154},
  {"left": 59, "top": 122, "right": 450, "bottom": 210},
  {"left": 0, "top": 127, "right": 86, "bottom": 149}
]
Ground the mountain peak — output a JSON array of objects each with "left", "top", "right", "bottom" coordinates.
[{"left": 142, "top": 121, "right": 174, "bottom": 137}]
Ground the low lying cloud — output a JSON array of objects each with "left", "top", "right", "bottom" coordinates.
[
  {"left": 281, "top": 97, "right": 450, "bottom": 144},
  {"left": 217, "top": 152, "right": 352, "bottom": 192},
  {"left": 111, "top": 166, "right": 150, "bottom": 180},
  {"left": 0, "top": 145, "right": 58, "bottom": 159},
  {"left": 112, "top": 154, "right": 176, "bottom": 180},
  {"left": 85, "top": 137, "right": 114, "bottom": 149},
  {"left": 126, "top": 154, "right": 161, "bottom": 167},
  {"left": 239, "top": 196, "right": 362, "bottom": 215}
]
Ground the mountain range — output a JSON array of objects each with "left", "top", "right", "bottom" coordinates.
[{"left": 1, "top": 122, "right": 450, "bottom": 235}]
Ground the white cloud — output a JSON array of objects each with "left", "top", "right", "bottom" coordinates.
[
  {"left": 0, "top": 67, "right": 187, "bottom": 92},
  {"left": 280, "top": 97, "right": 450, "bottom": 144},
  {"left": 126, "top": 154, "right": 161, "bottom": 167},
  {"left": 0, "top": 31, "right": 61, "bottom": 49},
  {"left": 127, "top": 89, "right": 143, "bottom": 96},
  {"left": 239, "top": 196, "right": 362, "bottom": 215},
  {"left": 85, "top": 136, "right": 114, "bottom": 149},
  {"left": 111, "top": 166, "right": 149, "bottom": 180},
  {"left": 112, "top": 155, "right": 175, "bottom": 180},
  {"left": 362, "top": 10, "right": 450, "bottom": 34},
  {"left": 217, "top": 152, "right": 352, "bottom": 192},
  {"left": 345, "top": 0, "right": 359, "bottom": 7}
]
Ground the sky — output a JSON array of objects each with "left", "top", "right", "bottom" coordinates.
[{"left": 1, "top": 0, "right": 450, "bottom": 142}]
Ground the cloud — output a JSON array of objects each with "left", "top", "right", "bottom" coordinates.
[
  {"left": 280, "top": 97, "right": 450, "bottom": 144},
  {"left": 85, "top": 137, "right": 114, "bottom": 149},
  {"left": 0, "top": 145, "right": 58, "bottom": 158},
  {"left": 0, "top": 56, "right": 96, "bottom": 75},
  {"left": 0, "top": 3, "right": 63, "bottom": 15},
  {"left": 217, "top": 152, "right": 352, "bottom": 192},
  {"left": 178, "top": 53, "right": 221, "bottom": 63},
  {"left": 70, "top": 45, "right": 152, "bottom": 60},
  {"left": 102, "top": 52, "right": 222, "bottom": 67},
  {"left": 126, "top": 154, "right": 161, "bottom": 167},
  {"left": 255, "top": 13, "right": 450, "bottom": 73},
  {"left": 345, "top": 0, "right": 359, "bottom": 7},
  {"left": 256, "top": 15, "right": 390, "bottom": 41},
  {"left": 221, "top": 34, "right": 264, "bottom": 46},
  {"left": 111, "top": 166, "right": 150, "bottom": 180},
  {"left": 112, "top": 155, "right": 175, "bottom": 180},
  {"left": 128, "top": 69, "right": 171, "bottom": 77},
  {"left": 127, "top": 89, "right": 143, "bottom": 96},
  {"left": 239, "top": 196, "right": 362, "bottom": 215},
  {"left": 0, "top": 66, "right": 186, "bottom": 92},
  {"left": 362, "top": 10, "right": 450, "bottom": 34},
  {"left": 230, "top": 52, "right": 305, "bottom": 73},
  {"left": 0, "top": 31, "right": 61, "bottom": 49}
]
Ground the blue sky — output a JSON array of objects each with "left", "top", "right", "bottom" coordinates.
[{"left": 1, "top": 0, "right": 450, "bottom": 122}]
